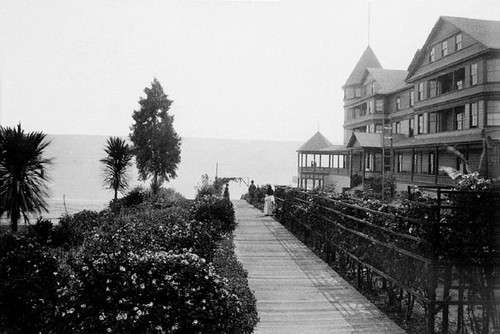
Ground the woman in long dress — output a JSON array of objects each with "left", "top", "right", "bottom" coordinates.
[{"left": 263, "top": 185, "right": 275, "bottom": 216}]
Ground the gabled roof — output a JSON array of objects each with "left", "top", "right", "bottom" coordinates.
[
  {"left": 346, "top": 132, "right": 383, "bottom": 148},
  {"left": 343, "top": 46, "right": 382, "bottom": 88},
  {"left": 407, "top": 16, "right": 500, "bottom": 79},
  {"left": 297, "top": 132, "right": 333, "bottom": 152},
  {"left": 443, "top": 16, "right": 500, "bottom": 49},
  {"left": 406, "top": 49, "right": 421, "bottom": 74},
  {"left": 366, "top": 68, "right": 410, "bottom": 94}
]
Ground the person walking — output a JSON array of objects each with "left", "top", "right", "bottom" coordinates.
[
  {"left": 248, "top": 180, "right": 256, "bottom": 204},
  {"left": 263, "top": 185, "right": 275, "bottom": 216},
  {"left": 223, "top": 183, "right": 230, "bottom": 200}
]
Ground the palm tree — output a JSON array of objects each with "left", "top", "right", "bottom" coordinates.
[
  {"left": 0, "top": 124, "right": 52, "bottom": 232},
  {"left": 100, "top": 137, "right": 133, "bottom": 201}
]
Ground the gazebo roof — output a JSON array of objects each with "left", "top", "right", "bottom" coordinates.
[{"left": 297, "top": 132, "right": 333, "bottom": 152}]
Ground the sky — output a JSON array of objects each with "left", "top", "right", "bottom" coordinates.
[{"left": 1, "top": 0, "right": 499, "bottom": 144}]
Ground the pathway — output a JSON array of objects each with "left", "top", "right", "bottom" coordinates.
[{"left": 233, "top": 200, "right": 405, "bottom": 334}]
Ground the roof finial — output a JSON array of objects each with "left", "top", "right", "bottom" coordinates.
[{"left": 368, "top": 0, "right": 371, "bottom": 46}]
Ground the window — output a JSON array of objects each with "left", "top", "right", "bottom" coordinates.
[
  {"left": 471, "top": 63, "right": 478, "bottom": 85},
  {"left": 409, "top": 118, "right": 414, "bottom": 137},
  {"left": 339, "top": 155, "right": 345, "bottom": 169},
  {"left": 397, "top": 154, "right": 403, "bottom": 173},
  {"left": 470, "top": 102, "right": 478, "bottom": 128},
  {"left": 429, "top": 46, "right": 436, "bottom": 62},
  {"left": 409, "top": 91, "right": 414, "bottom": 107},
  {"left": 428, "top": 112, "right": 437, "bottom": 133},
  {"left": 454, "top": 68, "right": 465, "bottom": 90},
  {"left": 367, "top": 124, "right": 374, "bottom": 133},
  {"left": 457, "top": 158, "right": 466, "bottom": 174},
  {"left": 429, "top": 152, "right": 435, "bottom": 175},
  {"left": 361, "top": 103, "right": 367, "bottom": 116},
  {"left": 487, "top": 59, "right": 500, "bottom": 82},
  {"left": 376, "top": 100, "right": 384, "bottom": 112},
  {"left": 487, "top": 101, "right": 500, "bottom": 126},
  {"left": 418, "top": 82, "right": 425, "bottom": 101},
  {"left": 375, "top": 124, "right": 383, "bottom": 133},
  {"left": 366, "top": 153, "right": 372, "bottom": 170},
  {"left": 455, "top": 110, "right": 464, "bottom": 130},
  {"left": 355, "top": 108, "right": 360, "bottom": 118},
  {"left": 455, "top": 33, "right": 462, "bottom": 51},
  {"left": 437, "top": 72, "right": 453, "bottom": 95},
  {"left": 413, "top": 153, "right": 419, "bottom": 174},
  {"left": 355, "top": 87, "right": 362, "bottom": 97},
  {"left": 368, "top": 100, "right": 374, "bottom": 114},
  {"left": 396, "top": 96, "right": 401, "bottom": 110},
  {"left": 345, "top": 88, "right": 354, "bottom": 99},
  {"left": 428, "top": 79, "right": 437, "bottom": 98},
  {"left": 394, "top": 122, "right": 401, "bottom": 134},
  {"left": 418, "top": 114, "right": 424, "bottom": 134},
  {"left": 371, "top": 82, "right": 376, "bottom": 94},
  {"left": 441, "top": 41, "right": 448, "bottom": 57}
]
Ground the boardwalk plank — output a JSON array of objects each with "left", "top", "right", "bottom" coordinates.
[{"left": 233, "top": 200, "right": 406, "bottom": 334}]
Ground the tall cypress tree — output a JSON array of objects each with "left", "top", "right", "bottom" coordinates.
[{"left": 130, "top": 78, "right": 181, "bottom": 194}]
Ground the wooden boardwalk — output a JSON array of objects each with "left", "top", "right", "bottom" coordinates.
[{"left": 233, "top": 200, "right": 405, "bottom": 334}]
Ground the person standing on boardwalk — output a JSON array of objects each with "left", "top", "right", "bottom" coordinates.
[
  {"left": 263, "top": 185, "right": 275, "bottom": 216},
  {"left": 223, "top": 183, "right": 230, "bottom": 200},
  {"left": 248, "top": 180, "right": 256, "bottom": 204}
]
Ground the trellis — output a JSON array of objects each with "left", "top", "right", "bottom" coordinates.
[{"left": 274, "top": 187, "right": 500, "bottom": 334}]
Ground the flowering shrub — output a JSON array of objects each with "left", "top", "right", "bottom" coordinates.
[
  {"left": 0, "top": 233, "right": 59, "bottom": 333},
  {"left": 212, "top": 237, "right": 259, "bottom": 334},
  {"left": 454, "top": 171, "right": 496, "bottom": 191},
  {"left": 56, "top": 249, "right": 245, "bottom": 334},
  {"left": 0, "top": 187, "right": 257, "bottom": 334},
  {"left": 191, "top": 195, "right": 236, "bottom": 236},
  {"left": 51, "top": 210, "right": 108, "bottom": 249}
]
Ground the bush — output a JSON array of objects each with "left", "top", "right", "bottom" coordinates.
[
  {"left": 0, "top": 233, "right": 59, "bottom": 333},
  {"left": 51, "top": 210, "right": 105, "bottom": 249},
  {"left": 0, "top": 189, "right": 258, "bottom": 334},
  {"left": 212, "top": 237, "right": 259, "bottom": 334},
  {"left": 53, "top": 206, "right": 252, "bottom": 334},
  {"left": 32, "top": 217, "right": 53, "bottom": 244},
  {"left": 191, "top": 195, "right": 236, "bottom": 236},
  {"left": 56, "top": 249, "right": 245, "bottom": 334},
  {"left": 109, "top": 186, "right": 148, "bottom": 212}
]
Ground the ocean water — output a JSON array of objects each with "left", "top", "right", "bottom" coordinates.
[{"left": 31, "top": 134, "right": 303, "bottom": 219}]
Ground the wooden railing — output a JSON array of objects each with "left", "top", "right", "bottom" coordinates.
[{"left": 274, "top": 187, "right": 500, "bottom": 334}]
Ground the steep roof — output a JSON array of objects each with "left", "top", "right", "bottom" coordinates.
[
  {"left": 343, "top": 46, "right": 382, "bottom": 88},
  {"left": 407, "top": 16, "right": 500, "bottom": 79},
  {"left": 297, "top": 132, "right": 333, "bottom": 152},
  {"left": 443, "top": 16, "right": 500, "bottom": 49},
  {"left": 367, "top": 68, "right": 410, "bottom": 94}
]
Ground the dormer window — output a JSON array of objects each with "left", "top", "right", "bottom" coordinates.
[
  {"left": 429, "top": 47, "right": 436, "bottom": 62},
  {"left": 441, "top": 41, "right": 448, "bottom": 57},
  {"left": 455, "top": 33, "right": 462, "bottom": 51},
  {"left": 355, "top": 88, "right": 362, "bottom": 97}
]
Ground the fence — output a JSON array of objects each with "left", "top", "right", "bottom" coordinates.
[{"left": 274, "top": 186, "right": 500, "bottom": 334}]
